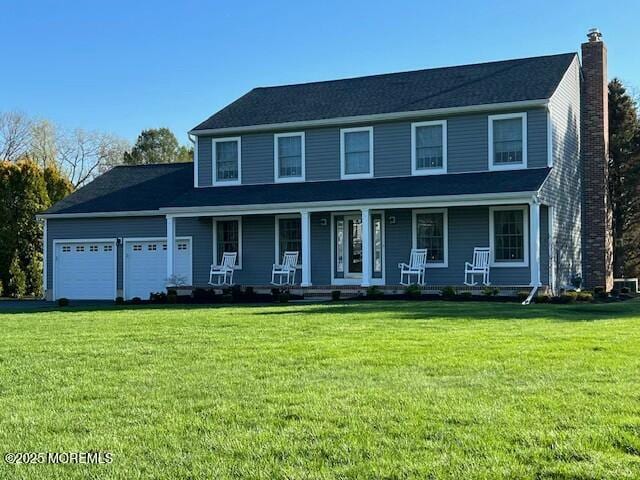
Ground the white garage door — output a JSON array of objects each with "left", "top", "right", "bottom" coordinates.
[
  {"left": 124, "top": 238, "right": 192, "bottom": 300},
  {"left": 54, "top": 241, "right": 116, "bottom": 300}
]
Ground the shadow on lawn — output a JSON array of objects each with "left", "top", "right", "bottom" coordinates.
[{"left": 2, "top": 298, "right": 638, "bottom": 323}]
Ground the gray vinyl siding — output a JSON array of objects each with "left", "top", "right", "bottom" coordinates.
[
  {"left": 195, "top": 109, "right": 548, "bottom": 187},
  {"left": 306, "top": 128, "right": 340, "bottom": 181},
  {"left": 373, "top": 123, "right": 411, "bottom": 177},
  {"left": 234, "top": 215, "right": 275, "bottom": 284},
  {"left": 540, "top": 205, "right": 550, "bottom": 285},
  {"left": 241, "top": 133, "right": 274, "bottom": 184},
  {"left": 176, "top": 217, "right": 212, "bottom": 286},
  {"left": 539, "top": 56, "right": 582, "bottom": 290},
  {"left": 197, "top": 137, "right": 212, "bottom": 187},
  {"left": 311, "top": 212, "right": 331, "bottom": 284},
  {"left": 384, "top": 207, "right": 531, "bottom": 286}
]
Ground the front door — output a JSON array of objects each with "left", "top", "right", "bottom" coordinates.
[{"left": 344, "top": 215, "right": 362, "bottom": 278}]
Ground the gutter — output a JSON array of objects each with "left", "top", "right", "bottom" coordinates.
[{"left": 189, "top": 99, "right": 549, "bottom": 136}]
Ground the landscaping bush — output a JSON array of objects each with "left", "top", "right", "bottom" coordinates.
[
  {"left": 57, "top": 297, "right": 69, "bottom": 307},
  {"left": 577, "top": 291, "right": 594, "bottom": 302},
  {"left": 192, "top": 288, "right": 217, "bottom": 303},
  {"left": 405, "top": 284, "right": 422, "bottom": 300},
  {"left": 231, "top": 285, "right": 243, "bottom": 302},
  {"left": 115, "top": 296, "right": 124, "bottom": 305},
  {"left": 149, "top": 292, "right": 167, "bottom": 304},
  {"left": 131, "top": 297, "right": 142, "bottom": 305},
  {"left": 366, "top": 286, "right": 384, "bottom": 299},
  {"left": 167, "top": 293, "right": 177, "bottom": 304},
  {"left": 594, "top": 286, "right": 608, "bottom": 300},
  {"left": 571, "top": 275, "right": 583, "bottom": 290},
  {"left": 558, "top": 291, "right": 578, "bottom": 304},
  {"left": 621, "top": 286, "right": 630, "bottom": 294},
  {"left": 535, "top": 294, "right": 551, "bottom": 304},
  {"left": 166, "top": 288, "right": 177, "bottom": 296},
  {"left": 279, "top": 292, "right": 290, "bottom": 303},
  {"left": 441, "top": 286, "right": 456, "bottom": 300},
  {"left": 457, "top": 291, "right": 473, "bottom": 301},
  {"left": 482, "top": 286, "right": 500, "bottom": 297},
  {"left": 331, "top": 290, "right": 341, "bottom": 301},
  {"left": 516, "top": 290, "right": 531, "bottom": 302}
]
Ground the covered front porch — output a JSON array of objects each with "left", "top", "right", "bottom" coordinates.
[{"left": 164, "top": 193, "right": 551, "bottom": 294}]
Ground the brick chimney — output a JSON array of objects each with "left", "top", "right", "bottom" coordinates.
[{"left": 581, "top": 28, "right": 613, "bottom": 291}]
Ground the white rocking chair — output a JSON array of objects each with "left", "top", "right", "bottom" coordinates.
[
  {"left": 464, "top": 247, "right": 491, "bottom": 286},
  {"left": 399, "top": 248, "right": 428, "bottom": 286},
  {"left": 209, "top": 252, "right": 237, "bottom": 286},
  {"left": 271, "top": 251, "right": 299, "bottom": 286}
]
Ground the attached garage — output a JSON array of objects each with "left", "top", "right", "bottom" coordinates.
[
  {"left": 53, "top": 240, "right": 117, "bottom": 300},
  {"left": 124, "top": 238, "right": 192, "bottom": 300}
]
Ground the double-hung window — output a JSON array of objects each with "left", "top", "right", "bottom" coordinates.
[
  {"left": 411, "top": 120, "right": 447, "bottom": 175},
  {"left": 489, "top": 113, "right": 527, "bottom": 170},
  {"left": 274, "top": 133, "right": 305, "bottom": 182},
  {"left": 214, "top": 218, "right": 242, "bottom": 268},
  {"left": 275, "top": 216, "right": 302, "bottom": 266},
  {"left": 412, "top": 209, "right": 448, "bottom": 267},
  {"left": 213, "top": 137, "right": 241, "bottom": 185},
  {"left": 340, "top": 127, "right": 373, "bottom": 179},
  {"left": 489, "top": 206, "right": 529, "bottom": 267}
]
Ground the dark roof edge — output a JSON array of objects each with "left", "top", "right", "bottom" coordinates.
[{"left": 190, "top": 99, "right": 549, "bottom": 136}]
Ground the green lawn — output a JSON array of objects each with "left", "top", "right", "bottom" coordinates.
[{"left": 1, "top": 300, "right": 639, "bottom": 479}]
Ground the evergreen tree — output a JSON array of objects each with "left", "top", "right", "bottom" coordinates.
[
  {"left": 608, "top": 79, "right": 640, "bottom": 277},
  {"left": 123, "top": 128, "right": 192, "bottom": 165}
]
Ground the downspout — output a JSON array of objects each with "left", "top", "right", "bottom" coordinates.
[{"left": 522, "top": 286, "right": 538, "bottom": 305}]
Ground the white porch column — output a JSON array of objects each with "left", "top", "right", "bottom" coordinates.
[
  {"left": 301, "top": 210, "right": 312, "bottom": 286},
  {"left": 166, "top": 215, "right": 176, "bottom": 285},
  {"left": 361, "top": 208, "right": 371, "bottom": 287},
  {"left": 529, "top": 201, "right": 541, "bottom": 287}
]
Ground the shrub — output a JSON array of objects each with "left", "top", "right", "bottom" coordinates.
[
  {"left": 440, "top": 286, "right": 456, "bottom": 300},
  {"left": 279, "top": 292, "right": 290, "bottom": 303},
  {"left": 517, "top": 290, "right": 530, "bottom": 302},
  {"left": 149, "top": 292, "right": 167, "bottom": 304},
  {"left": 166, "top": 288, "right": 177, "bottom": 296},
  {"left": 535, "top": 294, "right": 551, "bottom": 304},
  {"left": 594, "top": 286, "right": 608, "bottom": 300},
  {"left": 115, "top": 296, "right": 124, "bottom": 305},
  {"left": 331, "top": 290, "right": 341, "bottom": 301},
  {"left": 131, "top": 297, "right": 142, "bottom": 305},
  {"left": 167, "top": 294, "right": 178, "bottom": 304},
  {"left": 482, "top": 286, "right": 500, "bottom": 297},
  {"left": 57, "top": 297, "right": 69, "bottom": 307},
  {"left": 458, "top": 291, "right": 473, "bottom": 301},
  {"left": 621, "top": 286, "right": 630, "bottom": 294},
  {"left": 6, "top": 256, "right": 26, "bottom": 298},
  {"left": 405, "top": 284, "right": 422, "bottom": 300},
  {"left": 571, "top": 275, "right": 583, "bottom": 290},
  {"left": 366, "top": 286, "right": 383, "bottom": 299},
  {"left": 559, "top": 291, "right": 578, "bottom": 304},
  {"left": 231, "top": 285, "right": 243, "bottom": 302},
  {"left": 577, "top": 291, "right": 594, "bottom": 302},
  {"left": 192, "top": 288, "right": 216, "bottom": 303},
  {"left": 0, "top": 279, "right": 3, "bottom": 297}
]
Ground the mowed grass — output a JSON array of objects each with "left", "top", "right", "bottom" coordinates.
[{"left": 0, "top": 301, "right": 640, "bottom": 479}]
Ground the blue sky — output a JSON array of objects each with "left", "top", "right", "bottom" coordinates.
[{"left": 1, "top": 0, "right": 638, "bottom": 145}]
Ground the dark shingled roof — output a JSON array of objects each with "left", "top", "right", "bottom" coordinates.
[
  {"left": 166, "top": 169, "right": 551, "bottom": 209},
  {"left": 43, "top": 163, "right": 194, "bottom": 215},
  {"left": 192, "top": 53, "right": 576, "bottom": 131},
  {"left": 43, "top": 164, "right": 550, "bottom": 216}
]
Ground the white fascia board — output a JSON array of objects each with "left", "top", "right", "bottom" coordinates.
[{"left": 189, "top": 100, "right": 549, "bottom": 137}]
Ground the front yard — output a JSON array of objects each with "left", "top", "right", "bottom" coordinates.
[{"left": 0, "top": 300, "right": 639, "bottom": 479}]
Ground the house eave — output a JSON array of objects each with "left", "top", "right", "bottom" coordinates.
[{"left": 189, "top": 99, "right": 549, "bottom": 136}]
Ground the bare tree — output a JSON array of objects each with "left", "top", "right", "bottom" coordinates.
[
  {"left": 30, "top": 119, "right": 58, "bottom": 168},
  {"left": 57, "top": 129, "right": 129, "bottom": 187},
  {"left": 0, "top": 111, "right": 32, "bottom": 161}
]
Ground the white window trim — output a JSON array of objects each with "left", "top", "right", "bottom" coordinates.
[
  {"left": 340, "top": 126, "right": 374, "bottom": 179},
  {"left": 411, "top": 208, "right": 449, "bottom": 268},
  {"left": 488, "top": 112, "right": 527, "bottom": 171},
  {"left": 274, "top": 214, "right": 302, "bottom": 268},
  {"left": 489, "top": 206, "right": 529, "bottom": 267},
  {"left": 411, "top": 120, "right": 447, "bottom": 175},
  {"left": 212, "top": 137, "right": 241, "bottom": 186},
  {"left": 212, "top": 217, "right": 243, "bottom": 269},
  {"left": 274, "top": 132, "right": 305, "bottom": 183}
]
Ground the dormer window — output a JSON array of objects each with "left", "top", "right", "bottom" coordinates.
[
  {"left": 411, "top": 120, "right": 447, "bottom": 175},
  {"left": 274, "top": 132, "right": 305, "bottom": 182},
  {"left": 213, "top": 137, "right": 241, "bottom": 186},
  {"left": 340, "top": 127, "right": 373, "bottom": 179},
  {"left": 489, "top": 113, "right": 527, "bottom": 170}
]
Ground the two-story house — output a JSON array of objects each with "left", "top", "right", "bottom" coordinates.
[{"left": 39, "top": 30, "right": 613, "bottom": 301}]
